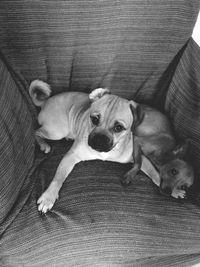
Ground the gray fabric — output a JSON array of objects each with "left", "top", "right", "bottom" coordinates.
[
  {"left": 0, "top": 54, "right": 35, "bottom": 225},
  {"left": 166, "top": 39, "right": 200, "bottom": 169},
  {"left": 1, "top": 141, "right": 200, "bottom": 267},
  {"left": 0, "top": 0, "right": 199, "bottom": 100}
]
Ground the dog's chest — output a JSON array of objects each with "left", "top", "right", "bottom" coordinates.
[
  {"left": 79, "top": 139, "right": 133, "bottom": 164},
  {"left": 103, "top": 142, "right": 133, "bottom": 163}
]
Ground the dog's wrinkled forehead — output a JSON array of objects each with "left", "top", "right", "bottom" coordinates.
[{"left": 90, "top": 94, "right": 133, "bottom": 127}]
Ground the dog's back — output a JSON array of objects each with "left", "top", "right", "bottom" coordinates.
[
  {"left": 135, "top": 105, "right": 173, "bottom": 137},
  {"left": 135, "top": 105, "right": 176, "bottom": 159}
]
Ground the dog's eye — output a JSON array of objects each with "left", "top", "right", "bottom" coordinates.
[
  {"left": 90, "top": 115, "right": 100, "bottom": 126},
  {"left": 113, "top": 123, "right": 125, "bottom": 133},
  {"left": 170, "top": 168, "right": 179, "bottom": 176}
]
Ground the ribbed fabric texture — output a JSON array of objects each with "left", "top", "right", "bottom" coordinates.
[
  {"left": 0, "top": 1, "right": 200, "bottom": 266},
  {"left": 166, "top": 39, "right": 200, "bottom": 169},
  {"left": 2, "top": 141, "right": 200, "bottom": 267},
  {"left": 0, "top": 0, "right": 199, "bottom": 100},
  {"left": 0, "top": 55, "right": 35, "bottom": 225}
]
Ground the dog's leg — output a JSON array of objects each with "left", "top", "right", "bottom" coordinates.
[
  {"left": 171, "top": 189, "right": 186, "bottom": 199},
  {"left": 141, "top": 155, "right": 160, "bottom": 187},
  {"left": 122, "top": 140, "right": 142, "bottom": 185},
  {"left": 35, "top": 128, "right": 51, "bottom": 153},
  {"left": 37, "top": 146, "right": 82, "bottom": 213}
]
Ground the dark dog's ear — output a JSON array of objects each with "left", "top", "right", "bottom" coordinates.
[
  {"left": 129, "top": 101, "right": 144, "bottom": 131},
  {"left": 89, "top": 88, "right": 110, "bottom": 102},
  {"left": 172, "top": 139, "right": 190, "bottom": 158}
]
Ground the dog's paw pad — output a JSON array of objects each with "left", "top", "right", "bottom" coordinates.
[{"left": 172, "top": 189, "right": 186, "bottom": 199}]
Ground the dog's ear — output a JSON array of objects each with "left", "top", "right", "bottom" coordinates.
[
  {"left": 89, "top": 88, "right": 110, "bottom": 102},
  {"left": 129, "top": 101, "right": 144, "bottom": 131},
  {"left": 172, "top": 139, "right": 190, "bottom": 158}
]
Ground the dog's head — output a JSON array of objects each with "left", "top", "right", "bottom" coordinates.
[
  {"left": 159, "top": 141, "right": 194, "bottom": 196},
  {"left": 87, "top": 88, "right": 141, "bottom": 153}
]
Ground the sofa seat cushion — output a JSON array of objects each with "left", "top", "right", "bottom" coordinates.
[{"left": 1, "top": 141, "right": 200, "bottom": 267}]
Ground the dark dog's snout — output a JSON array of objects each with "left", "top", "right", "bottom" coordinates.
[
  {"left": 160, "top": 186, "right": 172, "bottom": 196},
  {"left": 88, "top": 133, "right": 113, "bottom": 152}
]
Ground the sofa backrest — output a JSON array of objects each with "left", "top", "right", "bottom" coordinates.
[{"left": 0, "top": 0, "right": 199, "bottom": 101}]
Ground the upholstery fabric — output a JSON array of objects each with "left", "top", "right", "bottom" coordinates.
[
  {"left": 0, "top": 1, "right": 200, "bottom": 266},
  {"left": 165, "top": 39, "right": 200, "bottom": 170},
  {"left": 0, "top": 0, "right": 199, "bottom": 99},
  {"left": 0, "top": 54, "right": 35, "bottom": 225},
  {"left": 1, "top": 141, "right": 200, "bottom": 267}
]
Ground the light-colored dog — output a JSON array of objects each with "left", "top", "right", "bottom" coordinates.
[{"left": 29, "top": 80, "right": 141, "bottom": 213}]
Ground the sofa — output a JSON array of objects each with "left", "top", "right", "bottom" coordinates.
[{"left": 1, "top": 1, "right": 200, "bottom": 266}]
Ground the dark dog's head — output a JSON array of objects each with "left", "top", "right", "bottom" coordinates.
[
  {"left": 159, "top": 141, "right": 194, "bottom": 197},
  {"left": 87, "top": 88, "right": 141, "bottom": 153}
]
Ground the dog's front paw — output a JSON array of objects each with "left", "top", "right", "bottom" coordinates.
[
  {"left": 171, "top": 189, "right": 186, "bottom": 199},
  {"left": 121, "top": 176, "right": 131, "bottom": 186},
  {"left": 121, "top": 169, "right": 137, "bottom": 186},
  {"left": 37, "top": 189, "right": 59, "bottom": 213},
  {"left": 39, "top": 143, "right": 51, "bottom": 154}
]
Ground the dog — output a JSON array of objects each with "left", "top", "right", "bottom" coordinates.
[
  {"left": 30, "top": 81, "right": 194, "bottom": 213},
  {"left": 29, "top": 80, "right": 142, "bottom": 213},
  {"left": 122, "top": 104, "right": 194, "bottom": 199}
]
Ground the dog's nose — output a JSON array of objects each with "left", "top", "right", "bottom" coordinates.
[
  {"left": 88, "top": 133, "right": 113, "bottom": 152},
  {"left": 160, "top": 186, "right": 172, "bottom": 196}
]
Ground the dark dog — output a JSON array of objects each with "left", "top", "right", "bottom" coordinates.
[{"left": 122, "top": 105, "right": 194, "bottom": 199}]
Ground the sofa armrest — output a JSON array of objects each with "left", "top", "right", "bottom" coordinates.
[
  {"left": 165, "top": 38, "right": 200, "bottom": 170},
  {"left": 0, "top": 53, "right": 35, "bottom": 225}
]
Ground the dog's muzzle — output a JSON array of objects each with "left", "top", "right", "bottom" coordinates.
[
  {"left": 160, "top": 186, "right": 172, "bottom": 196},
  {"left": 159, "top": 179, "right": 173, "bottom": 196},
  {"left": 88, "top": 133, "right": 113, "bottom": 152}
]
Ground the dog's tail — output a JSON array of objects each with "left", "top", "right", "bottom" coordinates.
[{"left": 29, "top": 80, "right": 51, "bottom": 106}]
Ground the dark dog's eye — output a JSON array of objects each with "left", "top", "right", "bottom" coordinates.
[
  {"left": 90, "top": 115, "right": 100, "bottom": 126},
  {"left": 170, "top": 168, "right": 179, "bottom": 176},
  {"left": 113, "top": 123, "right": 125, "bottom": 133}
]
